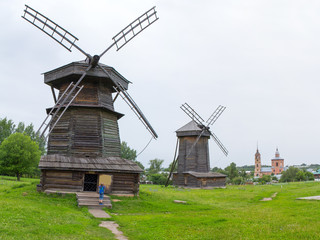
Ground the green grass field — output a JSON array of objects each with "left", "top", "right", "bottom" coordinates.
[
  {"left": 1, "top": 177, "right": 320, "bottom": 240},
  {"left": 0, "top": 176, "right": 115, "bottom": 240},
  {"left": 109, "top": 183, "right": 320, "bottom": 240}
]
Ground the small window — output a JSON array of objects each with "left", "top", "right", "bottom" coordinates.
[{"left": 276, "top": 162, "right": 278, "bottom": 167}]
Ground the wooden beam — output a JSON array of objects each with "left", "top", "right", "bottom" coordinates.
[{"left": 51, "top": 86, "right": 57, "bottom": 103}]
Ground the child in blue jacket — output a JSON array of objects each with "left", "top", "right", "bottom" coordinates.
[{"left": 98, "top": 184, "right": 105, "bottom": 205}]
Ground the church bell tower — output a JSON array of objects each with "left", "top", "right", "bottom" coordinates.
[{"left": 254, "top": 148, "right": 261, "bottom": 177}]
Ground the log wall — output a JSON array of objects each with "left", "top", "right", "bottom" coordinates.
[
  {"left": 172, "top": 173, "right": 226, "bottom": 188},
  {"left": 47, "top": 108, "right": 121, "bottom": 157},
  {"left": 58, "top": 79, "right": 114, "bottom": 110},
  {"left": 41, "top": 170, "right": 139, "bottom": 194},
  {"left": 177, "top": 136, "right": 210, "bottom": 173},
  {"left": 41, "top": 170, "right": 83, "bottom": 191}
]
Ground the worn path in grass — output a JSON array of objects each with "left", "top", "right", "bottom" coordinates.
[{"left": 106, "top": 183, "right": 320, "bottom": 240}]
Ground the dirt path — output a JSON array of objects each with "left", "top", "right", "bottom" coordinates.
[{"left": 99, "top": 221, "right": 128, "bottom": 240}]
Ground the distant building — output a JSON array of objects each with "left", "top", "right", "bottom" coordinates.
[
  {"left": 254, "top": 147, "right": 286, "bottom": 178},
  {"left": 313, "top": 169, "right": 320, "bottom": 181},
  {"left": 271, "top": 148, "right": 285, "bottom": 175}
]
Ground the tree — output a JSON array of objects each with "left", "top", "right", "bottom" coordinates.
[
  {"left": 121, "top": 141, "right": 137, "bottom": 161},
  {"left": 232, "top": 176, "right": 244, "bottom": 185},
  {"left": 147, "top": 159, "right": 164, "bottom": 174},
  {"left": 0, "top": 133, "right": 41, "bottom": 180},
  {"left": 304, "top": 171, "right": 315, "bottom": 181},
  {"left": 149, "top": 173, "right": 168, "bottom": 185},
  {"left": 211, "top": 167, "right": 227, "bottom": 174},
  {"left": 15, "top": 122, "right": 46, "bottom": 155},
  {"left": 0, "top": 118, "right": 15, "bottom": 144},
  {"left": 146, "top": 159, "right": 166, "bottom": 184},
  {"left": 259, "top": 174, "right": 271, "bottom": 184},
  {"left": 120, "top": 141, "right": 144, "bottom": 170},
  {"left": 280, "top": 167, "right": 299, "bottom": 182},
  {"left": 0, "top": 118, "right": 45, "bottom": 155},
  {"left": 295, "top": 170, "right": 306, "bottom": 181},
  {"left": 225, "top": 162, "right": 238, "bottom": 180},
  {"left": 164, "top": 161, "right": 178, "bottom": 172}
]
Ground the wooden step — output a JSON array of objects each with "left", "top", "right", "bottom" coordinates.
[
  {"left": 78, "top": 199, "right": 111, "bottom": 204},
  {"left": 78, "top": 202, "right": 112, "bottom": 209}
]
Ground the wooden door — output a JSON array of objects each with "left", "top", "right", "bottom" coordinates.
[{"left": 99, "top": 174, "right": 112, "bottom": 193}]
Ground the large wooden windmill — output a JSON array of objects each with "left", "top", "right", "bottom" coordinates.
[
  {"left": 167, "top": 103, "right": 227, "bottom": 188},
  {"left": 22, "top": 5, "right": 158, "bottom": 195}
]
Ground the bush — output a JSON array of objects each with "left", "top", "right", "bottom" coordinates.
[
  {"left": 148, "top": 173, "right": 168, "bottom": 185},
  {"left": 258, "top": 175, "right": 271, "bottom": 184},
  {"left": 232, "top": 176, "right": 244, "bottom": 185}
]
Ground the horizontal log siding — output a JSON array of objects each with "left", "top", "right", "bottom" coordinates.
[
  {"left": 102, "top": 111, "right": 121, "bottom": 157},
  {"left": 58, "top": 79, "right": 114, "bottom": 109},
  {"left": 47, "top": 111, "right": 71, "bottom": 155},
  {"left": 42, "top": 170, "right": 83, "bottom": 191},
  {"left": 112, "top": 173, "right": 137, "bottom": 192},
  {"left": 71, "top": 108, "right": 102, "bottom": 157},
  {"left": 177, "top": 136, "right": 210, "bottom": 173},
  {"left": 74, "top": 81, "right": 98, "bottom": 105},
  {"left": 98, "top": 81, "right": 114, "bottom": 110},
  {"left": 206, "top": 177, "right": 226, "bottom": 187},
  {"left": 172, "top": 173, "right": 184, "bottom": 186}
]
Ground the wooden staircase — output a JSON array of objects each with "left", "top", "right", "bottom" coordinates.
[{"left": 76, "top": 192, "right": 112, "bottom": 209}]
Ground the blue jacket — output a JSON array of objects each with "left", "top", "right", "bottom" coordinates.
[{"left": 99, "top": 185, "right": 105, "bottom": 194}]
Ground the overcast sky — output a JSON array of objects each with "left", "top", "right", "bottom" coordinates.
[{"left": 1, "top": 0, "right": 320, "bottom": 169}]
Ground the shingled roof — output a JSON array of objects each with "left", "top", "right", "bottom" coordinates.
[
  {"left": 184, "top": 171, "right": 226, "bottom": 178},
  {"left": 176, "top": 121, "right": 210, "bottom": 137},
  {"left": 39, "top": 154, "right": 143, "bottom": 173}
]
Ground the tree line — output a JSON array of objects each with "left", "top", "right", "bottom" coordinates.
[
  {"left": 122, "top": 141, "right": 318, "bottom": 185},
  {"left": 1, "top": 116, "right": 317, "bottom": 184}
]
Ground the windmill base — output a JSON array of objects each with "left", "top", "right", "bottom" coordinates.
[
  {"left": 38, "top": 154, "right": 143, "bottom": 195},
  {"left": 172, "top": 171, "right": 226, "bottom": 188}
]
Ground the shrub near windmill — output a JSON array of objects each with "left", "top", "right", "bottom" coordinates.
[
  {"left": 22, "top": 5, "right": 159, "bottom": 195},
  {"left": 167, "top": 103, "right": 228, "bottom": 188}
]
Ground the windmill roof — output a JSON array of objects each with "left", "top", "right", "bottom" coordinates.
[
  {"left": 39, "top": 154, "right": 143, "bottom": 173},
  {"left": 176, "top": 121, "right": 210, "bottom": 137},
  {"left": 43, "top": 60, "right": 131, "bottom": 90}
]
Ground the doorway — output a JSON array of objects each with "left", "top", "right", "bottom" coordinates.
[{"left": 83, "top": 174, "right": 98, "bottom": 191}]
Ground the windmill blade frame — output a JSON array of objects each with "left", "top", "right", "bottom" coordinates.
[
  {"left": 210, "top": 131, "right": 228, "bottom": 156},
  {"left": 97, "top": 65, "right": 158, "bottom": 139},
  {"left": 180, "top": 103, "right": 205, "bottom": 126},
  {"left": 99, "top": 6, "right": 159, "bottom": 58},
  {"left": 206, "top": 105, "right": 226, "bottom": 126},
  {"left": 22, "top": 5, "right": 90, "bottom": 58},
  {"left": 23, "top": 4, "right": 159, "bottom": 140}
]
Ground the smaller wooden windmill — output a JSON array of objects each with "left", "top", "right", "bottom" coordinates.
[{"left": 167, "top": 103, "right": 228, "bottom": 188}]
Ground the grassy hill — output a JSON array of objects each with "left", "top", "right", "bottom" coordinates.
[
  {"left": 0, "top": 176, "right": 115, "bottom": 240},
  {"left": 1, "top": 176, "right": 320, "bottom": 239}
]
